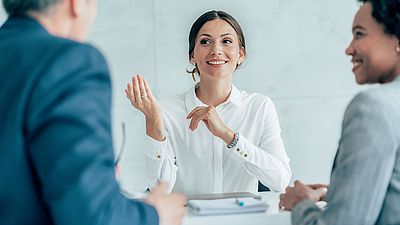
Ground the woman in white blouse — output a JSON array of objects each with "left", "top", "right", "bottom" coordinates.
[{"left": 125, "top": 10, "right": 291, "bottom": 195}]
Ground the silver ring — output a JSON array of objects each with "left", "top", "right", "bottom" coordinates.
[
  {"left": 141, "top": 95, "right": 147, "bottom": 99},
  {"left": 280, "top": 206, "right": 285, "bottom": 210}
]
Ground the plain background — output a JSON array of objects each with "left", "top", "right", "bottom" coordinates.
[{"left": 1, "top": 0, "right": 371, "bottom": 193}]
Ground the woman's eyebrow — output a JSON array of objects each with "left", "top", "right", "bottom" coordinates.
[
  {"left": 198, "top": 33, "right": 234, "bottom": 38},
  {"left": 221, "top": 33, "right": 234, "bottom": 37},
  {"left": 352, "top": 25, "right": 365, "bottom": 32},
  {"left": 199, "top": 33, "right": 212, "bottom": 38}
]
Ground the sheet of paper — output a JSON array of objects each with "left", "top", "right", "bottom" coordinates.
[{"left": 188, "top": 197, "right": 269, "bottom": 216}]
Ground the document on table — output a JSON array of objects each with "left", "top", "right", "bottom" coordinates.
[
  {"left": 188, "top": 197, "right": 269, "bottom": 216},
  {"left": 187, "top": 192, "right": 262, "bottom": 201}
]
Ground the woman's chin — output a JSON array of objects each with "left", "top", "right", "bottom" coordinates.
[{"left": 354, "top": 72, "right": 368, "bottom": 85}]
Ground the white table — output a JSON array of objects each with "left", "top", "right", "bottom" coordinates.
[{"left": 183, "top": 192, "right": 291, "bottom": 225}]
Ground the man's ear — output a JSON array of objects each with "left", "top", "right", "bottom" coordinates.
[{"left": 70, "top": 0, "right": 84, "bottom": 17}]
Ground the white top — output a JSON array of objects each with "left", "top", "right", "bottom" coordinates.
[{"left": 145, "top": 84, "right": 291, "bottom": 195}]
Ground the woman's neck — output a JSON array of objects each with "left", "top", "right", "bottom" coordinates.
[{"left": 195, "top": 76, "right": 233, "bottom": 107}]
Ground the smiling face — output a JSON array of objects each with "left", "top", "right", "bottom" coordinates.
[
  {"left": 191, "top": 19, "right": 245, "bottom": 80},
  {"left": 345, "top": 2, "right": 400, "bottom": 84}
]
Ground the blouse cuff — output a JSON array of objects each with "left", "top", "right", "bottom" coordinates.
[
  {"left": 146, "top": 135, "right": 168, "bottom": 160},
  {"left": 227, "top": 133, "right": 252, "bottom": 162}
]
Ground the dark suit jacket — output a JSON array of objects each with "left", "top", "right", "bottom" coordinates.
[{"left": 0, "top": 16, "right": 158, "bottom": 225}]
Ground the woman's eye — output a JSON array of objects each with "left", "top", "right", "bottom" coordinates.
[
  {"left": 200, "top": 39, "right": 211, "bottom": 45},
  {"left": 354, "top": 30, "right": 364, "bottom": 39},
  {"left": 223, "top": 39, "right": 233, "bottom": 44}
]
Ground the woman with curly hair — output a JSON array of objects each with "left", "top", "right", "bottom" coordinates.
[{"left": 279, "top": 0, "right": 400, "bottom": 224}]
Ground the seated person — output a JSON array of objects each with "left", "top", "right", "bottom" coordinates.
[
  {"left": 125, "top": 10, "right": 291, "bottom": 195},
  {"left": 279, "top": 1, "right": 400, "bottom": 224},
  {"left": 0, "top": 0, "right": 186, "bottom": 224}
]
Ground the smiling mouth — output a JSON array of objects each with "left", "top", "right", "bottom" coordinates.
[
  {"left": 352, "top": 59, "right": 363, "bottom": 71},
  {"left": 206, "top": 60, "right": 227, "bottom": 65}
]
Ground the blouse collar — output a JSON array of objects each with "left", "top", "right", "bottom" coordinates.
[{"left": 184, "top": 83, "right": 242, "bottom": 113}]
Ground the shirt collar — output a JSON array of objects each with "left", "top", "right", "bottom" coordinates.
[
  {"left": 184, "top": 83, "right": 242, "bottom": 113},
  {"left": 229, "top": 84, "right": 242, "bottom": 107},
  {"left": 2, "top": 15, "right": 48, "bottom": 34}
]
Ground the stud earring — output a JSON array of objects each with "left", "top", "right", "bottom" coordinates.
[{"left": 396, "top": 45, "right": 400, "bottom": 53}]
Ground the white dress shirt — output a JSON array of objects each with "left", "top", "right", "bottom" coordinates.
[{"left": 145, "top": 84, "right": 291, "bottom": 195}]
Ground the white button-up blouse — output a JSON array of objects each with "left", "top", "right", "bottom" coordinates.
[{"left": 145, "top": 84, "right": 291, "bottom": 195}]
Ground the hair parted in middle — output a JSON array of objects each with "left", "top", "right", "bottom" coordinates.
[{"left": 186, "top": 10, "right": 246, "bottom": 81}]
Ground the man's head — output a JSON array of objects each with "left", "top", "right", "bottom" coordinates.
[
  {"left": 3, "top": 0, "right": 60, "bottom": 16},
  {"left": 2, "top": 0, "right": 97, "bottom": 42}
]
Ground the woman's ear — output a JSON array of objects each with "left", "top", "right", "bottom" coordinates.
[
  {"left": 190, "top": 53, "right": 195, "bottom": 64},
  {"left": 238, "top": 46, "right": 245, "bottom": 64}
]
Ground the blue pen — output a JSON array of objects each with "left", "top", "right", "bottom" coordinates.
[{"left": 235, "top": 198, "right": 244, "bottom": 206}]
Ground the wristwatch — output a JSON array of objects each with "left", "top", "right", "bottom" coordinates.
[{"left": 227, "top": 132, "right": 240, "bottom": 148}]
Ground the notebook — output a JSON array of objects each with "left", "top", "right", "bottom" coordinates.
[
  {"left": 188, "top": 197, "right": 268, "bottom": 216},
  {"left": 187, "top": 192, "right": 262, "bottom": 201}
]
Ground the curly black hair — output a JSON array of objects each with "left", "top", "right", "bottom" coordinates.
[{"left": 358, "top": 0, "right": 400, "bottom": 39}]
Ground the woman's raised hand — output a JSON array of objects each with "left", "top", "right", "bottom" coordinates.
[
  {"left": 125, "top": 74, "right": 165, "bottom": 141},
  {"left": 125, "top": 74, "right": 159, "bottom": 116}
]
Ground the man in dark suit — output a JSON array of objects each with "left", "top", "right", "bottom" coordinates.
[{"left": 0, "top": 0, "right": 186, "bottom": 224}]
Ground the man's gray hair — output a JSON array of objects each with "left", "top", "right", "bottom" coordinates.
[{"left": 2, "top": 0, "right": 61, "bottom": 15}]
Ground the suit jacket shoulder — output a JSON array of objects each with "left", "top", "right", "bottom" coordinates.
[
  {"left": 292, "top": 77, "right": 400, "bottom": 225},
  {"left": 0, "top": 16, "right": 159, "bottom": 225}
]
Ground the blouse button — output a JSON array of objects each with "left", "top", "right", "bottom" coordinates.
[
  {"left": 244, "top": 153, "right": 248, "bottom": 158},
  {"left": 236, "top": 148, "right": 240, "bottom": 152},
  {"left": 157, "top": 154, "right": 161, "bottom": 159}
]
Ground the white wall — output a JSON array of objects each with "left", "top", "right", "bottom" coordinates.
[
  {"left": 1, "top": 1, "right": 365, "bottom": 193},
  {"left": 0, "top": 4, "right": 4, "bottom": 24}
]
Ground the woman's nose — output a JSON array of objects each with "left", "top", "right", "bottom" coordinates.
[
  {"left": 210, "top": 43, "right": 223, "bottom": 55},
  {"left": 345, "top": 42, "right": 354, "bottom": 56}
]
